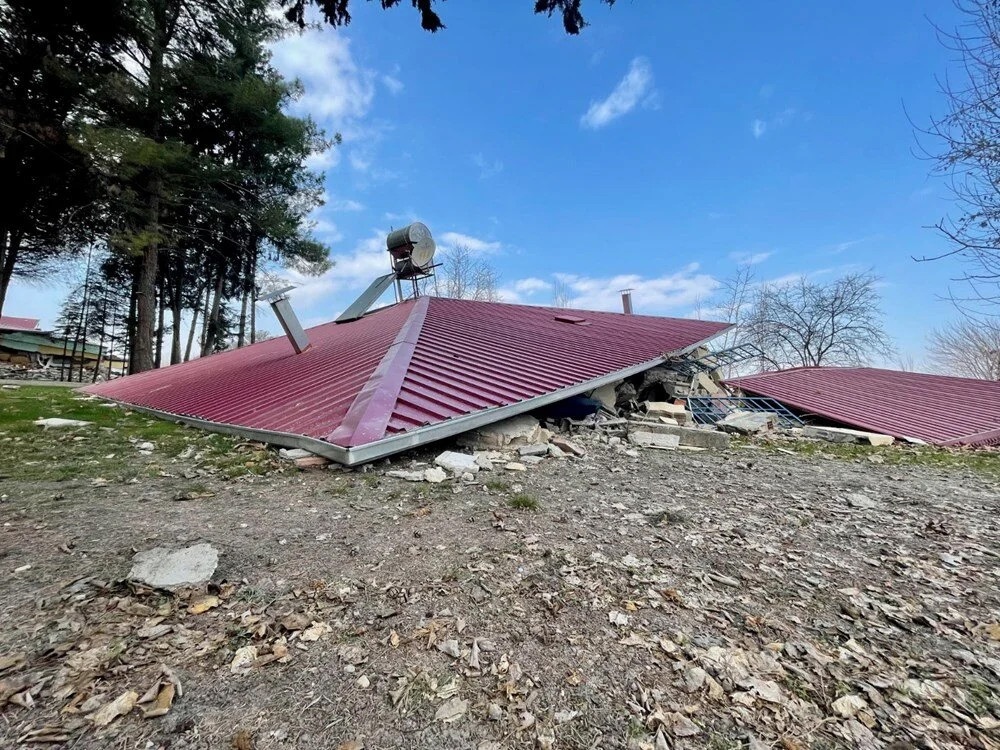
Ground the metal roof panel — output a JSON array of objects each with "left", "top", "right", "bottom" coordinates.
[{"left": 726, "top": 366, "right": 1000, "bottom": 446}]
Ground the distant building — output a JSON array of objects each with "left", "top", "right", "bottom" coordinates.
[{"left": 0, "top": 315, "right": 124, "bottom": 376}]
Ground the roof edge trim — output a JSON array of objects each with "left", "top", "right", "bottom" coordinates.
[
  {"left": 327, "top": 295, "right": 430, "bottom": 446},
  {"left": 341, "top": 326, "right": 733, "bottom": 464},
  {"left": 941, "top": 425, "right": 1000, "bottom": 447}
]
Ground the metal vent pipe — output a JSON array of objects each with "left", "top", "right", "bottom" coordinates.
[{"left": 621, "top": 289, "right": 633, "bottom": 315}]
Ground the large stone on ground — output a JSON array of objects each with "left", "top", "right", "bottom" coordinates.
[
  {"left": 34, "top": 417, "right": 92, "bottom": 429},
  {"left": 803, "top": 425, "right": 894, "bottom": 446},
  {"left": 716, "top": 410, "right": 775, "bottom": 435},
  {"left": 457, "top": 415, "right": 541, "bottom": 450},
  {"left": 628, "top": 421, "right": 730, "bottom": 450},
  {"left": 434, "top": 451, "right": 480, "bottom": 475},
  {"left": 630, "top": 431, "right": 680, "bottom": 450},
  {"left": 129, "top": 543, "right": 219, "bottom": 589}
]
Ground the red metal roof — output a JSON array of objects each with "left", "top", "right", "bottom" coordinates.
[
  {"left": 727, "top": 366, "right": 1000, "bottom": 447},
  {"left": 0, "top": 316, "right": 41, "bottom": 332},
  {"left": 84, "top": 297, "right": 730, "bottom": 461}
]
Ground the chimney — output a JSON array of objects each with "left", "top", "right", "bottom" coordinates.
[
  {"left": 263, "top": 286, "right": 310, "bottom": 354},
  {"left": 620, "top": 289, "right": 633, "bottom": 315}
]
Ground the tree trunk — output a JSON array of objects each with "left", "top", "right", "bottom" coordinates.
[
  {"left": 154, "top": 283, "right": 165, "bottom": 369},
  {"left": 249, "top": 251, "right": 258, "bottom": 344},
  {"left": 202, "top": 269, "right": 224, "bottom": 355},
  {"left": 237, "top": 283, "right": 248, "bottom": 348},
  {"left": 183, "top": 286, "right": 205, "bottom": 363},
  {"left": 169, "top": 250, "right": 184, "bottom": 364},
  {"left": 0, "top": 230, "right": 20, "bottom": 320},
  {"left": 125, "top": 276, "right": 138, "bottom": 375},
  {"left": 92, "top": 294, "right": 108, "bottom": 383},
  {"left": 132, "top": 1, "right": 169, "bottom": 373}
]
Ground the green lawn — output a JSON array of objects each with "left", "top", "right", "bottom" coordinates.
[
  {"left": 0, "top": 385, "right": 279, "bottom": 482},
  {"left": 743, "top": 433, "right": 1000, "bottom": 480}
]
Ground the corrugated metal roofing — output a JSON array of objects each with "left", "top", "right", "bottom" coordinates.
[
  {"left": 726, "top": 366, "right": 1000, "bottom": 446},
  {"left": 0, "top": 316, "right": 41, "bottom": 332},
  {"left": 84, "top": 297, "right": 730, "bottom": 463}
]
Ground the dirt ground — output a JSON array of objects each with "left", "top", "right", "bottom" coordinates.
[{"left": 1, "top": 389, "right": 999, "bottom": 749}]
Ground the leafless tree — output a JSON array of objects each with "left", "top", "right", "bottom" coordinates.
[
  {"left": 551, "top": 279, "right": 571, "bottom": 307},
  {"left": 433, "top": 245, "right": 501, "bottom": 301},
  {"left": 712, "top": 263, "right": 757, "bottom": 377},
  {"left": 927, "top": 316, "right": 1000, "bottom": 379},
  {"left": 919, "top": 0, "right": 1000, "bottom": 311},
  {"left": 743, "top": 272, "right": 894, "bottom": 369}
]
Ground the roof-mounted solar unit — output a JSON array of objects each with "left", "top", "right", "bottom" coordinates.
[{"left": 337, "top": 222, "right": 438, "bottom": 323}]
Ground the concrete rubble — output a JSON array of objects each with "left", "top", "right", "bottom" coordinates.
[{"left": 802, "top": 425, "right": 894, "bottom": 446}]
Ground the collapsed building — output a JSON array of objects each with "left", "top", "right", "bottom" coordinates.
[{"left": 83, "top": 224, "right": 733, "bottom": 464}]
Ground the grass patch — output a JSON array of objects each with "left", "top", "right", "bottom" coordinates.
[
  {"left": 746, "top": 437, "right": 1000, "bottom": 480},
  {"left": 0, "top": 385, "right": 278, "bottom": 482},
  {"left": 509, "top": 493, "right": 540, "bottom": 511},
  {"left": 485, "top": 480, "right": 510, "bottom": 492}
]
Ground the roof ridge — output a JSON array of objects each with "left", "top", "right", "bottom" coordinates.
[{"left": 327, "top": 296, "right": 430, "bottom": 447}]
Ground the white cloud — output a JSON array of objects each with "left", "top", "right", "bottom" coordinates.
[
  {"left": 439, "top": 231, "right": 501, "bottom": 254},
  {"left": 553, "top": 264, "right": 719, "bottom": 313},
  {"left": 751, "top": 108, "right": 801, "bottom": 139},
  {"left": 382, "top": 73, "right": 404, "bottom": 95},
  {"left": 513, "top": 277, "right": 552, "bottom": 295},
  {"left": 471, "top": 152, "right": 504, "bottom": 179},
  {"left": 326, "top": 197, "right": 365, "bottom": 212},
  {"left": 728, "top": 250, "right": 773, "bottom": 265},
  {"left": 278, "top": 230, "right": 392, "bottom": 310},
  {"left": 270, "top": 28, "right": 374, "bottom": 135},
  {"left": 580, "top": 57, "right": 655, "bottom": 130}
]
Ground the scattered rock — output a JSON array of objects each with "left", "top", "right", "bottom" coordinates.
[
  {"left": 844, "top": 493, "right": 876, "bottom": 510},
  {"left": 424, "top": 467, "right": 448, "bottom": 483},
  {"left": 505, "top": 462, "right": 527, "bottom": 472}
]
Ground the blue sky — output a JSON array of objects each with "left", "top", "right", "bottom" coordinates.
[{"left": 5, "top": 0, "right": 972, "bottom": 366}]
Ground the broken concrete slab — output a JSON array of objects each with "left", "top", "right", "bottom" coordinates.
[
  {"left": 550, "top": 436, "right": 585, "bottom": 457},
  {"left": 518, "top": 444, "right": 548, "bottom": 457},
  {"left": 34, "top": 417, "right": 92, "bottom": 429},
  {"left": 521, "top": 455, "right": 545, "bottom": 464},
  {"left": 278, "top": 447, "right": 315, "bottom": 460},
  {"left": 629, "top": 421, "right": 731, "bottom": 450},
  {"left": 457, "top": 414, "right": 541, "bottom": 450},
  {"left": 434, "top": 451, "right": 480, "bottom": 475},
  {"left": 802, "top": 425, "right": 894, "bottom": 446},
  {"left": 643, "top": 402, "right": 690, "bottom": 424},
  {"left": 716, "top": 410, "right": 774, "bottom": 435},
  {"left": 129, "top": 543, "right": 219, "bottom": 589},
  {"left": 630, "top": 431, "right": 681, "bottom": 450}
]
